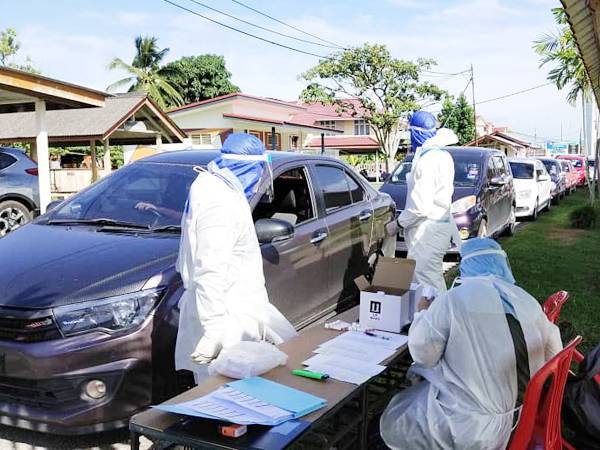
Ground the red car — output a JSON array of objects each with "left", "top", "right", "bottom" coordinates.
[
  {"left": 557, "top": 155, "right": 586, "bottom": 186},
  {"left": 559, "top": 159, "right": 578, "bottom": 194}
]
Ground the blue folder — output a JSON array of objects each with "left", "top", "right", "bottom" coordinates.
[{"left": 227, "top": 377, "right": 326, "bottom": 418}]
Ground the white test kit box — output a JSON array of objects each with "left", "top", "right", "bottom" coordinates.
[{"left": 355, "top": 257, "right": 422, "bottom": 333}]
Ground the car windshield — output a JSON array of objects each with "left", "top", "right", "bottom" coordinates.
[
  {"left": 542, "top": 160, "right": 559, "bottom": 176},
  {"left": 49, "top": 162, "right": 198, "bottom": 228},
  {"left": 509, "top": 162, "right": 534, "bottom": 179},
  {"left": 389, "top": 152, "right": 481, "bottom": 186},
  {"left": 570, "top": 159, "right": 583, "bottom": 168}
]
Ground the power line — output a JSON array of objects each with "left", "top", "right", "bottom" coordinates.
[
  {"left": 476, "top": 82, "right": 553, "bottom": 105},
  {"left": 187, "top": 0, "right": 342, "bottom": 49},
  {"left": 229, "top": 0, "right": 345, "bottom": 49},
  {"left": 161, "top": 0, "right": 329, "bottom": 58}
]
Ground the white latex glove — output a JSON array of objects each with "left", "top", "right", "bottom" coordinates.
[{"left": 191, "top": 336, "right": 221, "bottom": 364}]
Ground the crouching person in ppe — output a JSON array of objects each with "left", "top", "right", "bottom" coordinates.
[
  {"left": 398, "top": 112, "right": 461, "bottom": 294},
  {"left": 380, "top": 238, "right": 562, "bottom": 450},
  {"left": 175, "top": 133, "right": 297, "bottom": 384}
]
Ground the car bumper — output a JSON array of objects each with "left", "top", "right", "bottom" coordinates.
[
  {"left": 0, "top": 318, "right": 153, "bottom": 434},
  {"left": 515, "top": 197, "right": 535, "bottom": 217}
]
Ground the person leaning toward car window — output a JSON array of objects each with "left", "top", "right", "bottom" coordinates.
[
  {"left": 398, "top": 110, "right": 461, "bottom": 294},
  {"left": 380, "top": 238, "right": 562, "bottom": 450},
  {"left": 175, "top": 133, "right": 296, "bottom": 384}
]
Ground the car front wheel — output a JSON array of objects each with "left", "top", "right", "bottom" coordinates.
[
  {"left": 0, "top": 200, "right": 32, "bottom": 237},
  {"left": 503, "top": 206, "right": 516, "bottom": 236},
  {"left": 531, "top": 199, "right": 539, "bottom": 221}
]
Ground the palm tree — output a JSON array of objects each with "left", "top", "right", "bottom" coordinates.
[
  {"left": 534, "top": 7, "right": 589, "bottom": 106},
  {"left": 108, "top": 36, "right": 182, "bottom": 110}
]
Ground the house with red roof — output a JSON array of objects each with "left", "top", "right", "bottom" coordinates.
[{"left": 166, "top": 93, "right": 383, "bottom": 154}]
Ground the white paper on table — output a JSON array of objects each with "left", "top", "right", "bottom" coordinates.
[
  {"left": 305, "top": 364, "right": 374, "bottom": 385},
  {"left": 314, "top": 340, "right": 397, "bottom": 364},
  {"left": 303, "top": 353, "right": 386, "bottom": 375},
  {"left": 319, "top": 330, "right": 408, "bottom": 351}
]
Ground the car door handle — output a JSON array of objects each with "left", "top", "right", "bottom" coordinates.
[
  {"left": 310, "top": 231, "right": 328, "bottom": 245},
  {"left": 357, "top": 210, "right": 372, "bottom": 222}
]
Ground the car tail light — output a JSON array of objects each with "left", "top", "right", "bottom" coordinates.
[{"left": 25, "top": 168, "right": 38, "bottom": 176}]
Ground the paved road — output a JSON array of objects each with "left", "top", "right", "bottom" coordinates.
[{"left": 0, "top": 222, "right": 527, "bottom": 449}]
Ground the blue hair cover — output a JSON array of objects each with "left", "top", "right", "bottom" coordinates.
[
  {"left": 409, "top": 110, "right": 437, "bottom": 153},
  {"left": 212, "top": 133, "right": 267, "bottom": 200},
  {"left": 459, "top": 238, "right": 516, "bottom": 284}
]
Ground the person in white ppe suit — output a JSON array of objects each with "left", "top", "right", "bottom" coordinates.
[
  {"left": 398, "top": 121, "right": 461, "bottom": 294},
  {"left": 380, "top": 238, "right": 563, "bottom": 450},
  {"left": 175, "top": 133, "right": 296, "bottom": 383}
]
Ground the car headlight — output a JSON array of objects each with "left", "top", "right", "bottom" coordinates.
[
  {"left": 517, "top": 189, "right": 532, "bottom": 199},
  {"left": 451, "top": 195, "right": 477, "bottom": 214},
  {"left": 53, "top": 288, "right": 163, "bottom": 336}
]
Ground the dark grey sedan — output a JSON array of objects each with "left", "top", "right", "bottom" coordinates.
[
  {"left": 0, "top": 147, "right": 40, "bottom": 236},
  {"left": 0, "top": 150, "right": 394, "bottom": 434}
]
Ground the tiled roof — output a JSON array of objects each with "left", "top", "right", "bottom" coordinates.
[{"left": 169, "top": 93, "right": 306, "bottom": 113}]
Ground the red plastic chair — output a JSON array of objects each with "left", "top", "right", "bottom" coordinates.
[
  {"left": 543, "top": 291, "right": 569, "bottom": 325},
  {"left": 508, "top": 336, "right": 582, "bottom": 450}
]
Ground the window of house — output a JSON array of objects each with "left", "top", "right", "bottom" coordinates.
[
  {"left": 253, "top": 167, "right": 314, "bottom": 226},
  {"left": 191, "top": 133, "right": 213, "bottom": 145},
  {"left": 314, "top": 165, "right": 353, "bottom": 211},
  {"left": 0, "top": 153, "right": 17, "bottom": 170},
  {"left": 290, "top": 135, "right": 300, "bottom": 149},
  {"left": 248, "top": 130, "right": 263, "bottom": 142},
  {"left": 353, "top": 119, "right": 370, "bottom": 135},
  {"left": 319, "top": 120, "right": 337, "bottom": 130},
  {"left": 265, "top": 132, "right": 282, "bottom": 150}
]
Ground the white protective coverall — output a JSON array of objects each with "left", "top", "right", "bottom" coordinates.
[
  {"left": 175, "top": 162, "right": 296, "bottom": 381},
  {"left": 380, "top": 241, "right": 562, "bottom": 450},
  {"left": 398, "top": 129, "right": 461, "bottom": 293}
]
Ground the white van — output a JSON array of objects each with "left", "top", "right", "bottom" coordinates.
[{"left": 509, "top": 158, "right": 552, "bottom": 220}]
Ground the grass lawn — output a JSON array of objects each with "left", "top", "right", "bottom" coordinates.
[{"left": 446, "top": 188, "right": 600, "bottom": 353}]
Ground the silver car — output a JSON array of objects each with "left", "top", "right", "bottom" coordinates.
[{"left": 0, "top": 147, "right": 39, "bottom": 236}]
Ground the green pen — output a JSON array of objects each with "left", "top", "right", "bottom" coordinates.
[{"left": 292, "top": 369, "right": 330, "bottom": 380}]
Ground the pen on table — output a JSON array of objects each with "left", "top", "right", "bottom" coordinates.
[
  {"left": 364, "top": 330, "right": 391, "bottom": 340},
  {"left": 292, "top": 369, "right": 330, "bottom": 380}
]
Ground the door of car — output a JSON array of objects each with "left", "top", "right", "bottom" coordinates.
[
  {"left": 253, "top": 164, "right": 330, "bottom": 328},
  {"left": 535, "top": 162, "right": 552, "bottom": 206},
  {"left": 310, "top": 163, "right": 374, "bottom": 310},
  {"left": 490, "top": 155, "right": 512, "bottom": 231},
  {"left": 483, "top": 156, "right": 502, "bottom": 232}
]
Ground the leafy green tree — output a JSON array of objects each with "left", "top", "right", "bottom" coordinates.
[
  {"left": 108, "top": 35, "right": 182, "bottom": 110},
  {"left": 534, "top": 7, "right": 589, "bottom": 106},
  {"left": 0, "top": 27, "right": 39, "bottom": 73},
  {"left": 437, "top": 93, "right": 475, "bottom": 144},
  {"left": 163, "top": 55, "right": 239, "bottom": 106},
  {"left": 535, "top": 7, "right": 598, "bottom": 200},
  {"left": 301, "top": 44, "right": 445, "bottom": 171}
]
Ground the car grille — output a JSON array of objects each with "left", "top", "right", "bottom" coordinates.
[
  {"left": 0, "top": 376, "right": 80, "bottom": 407},
  {"left": 0, "top": 316, "right": 61, "bottom": 342}
]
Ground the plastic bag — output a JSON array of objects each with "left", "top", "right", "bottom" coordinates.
[{"left": 208, "top": 340, "right": 288, "bottom": 379}]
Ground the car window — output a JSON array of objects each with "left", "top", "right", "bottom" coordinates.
[
  {"left": 314, "top": 165, "right": 353, "bottom": 212},
  {"left": 346, "top": 171, "right": 365, "bottom": 203},
  {"left": 253, "top": 167, "right": 315, "bottom": 226},
  {"left": 571, "top": 159, "right": 583, "bottom": 168},
  {"left": 50, "top": 162, "right": 197, "bottom": 227},
  {"left": 492, "top": 156, "right": 508, "bottom": 177},
  {"left": 509, "top": 162, "right": 534, "bottom": 179},
  {"left": 390, "top": 160, "right": 413, "bottom": 184},
  {"left": 535, "top": 163, "right": 546, "bottom": 179},
  {"left": 487, "top": 157, "right": 496, "bottom": 179},
  {"left": 0, "top": 153, "right": 17, "bottom": 170}
]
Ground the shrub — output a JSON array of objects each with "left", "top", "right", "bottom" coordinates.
[{"left": 569, "top": 205, "right": 599, "bottom": 229}]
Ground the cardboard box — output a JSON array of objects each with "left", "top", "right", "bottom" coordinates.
[{"left": 356, "top": 257, "right": 422, "bottom": 333}]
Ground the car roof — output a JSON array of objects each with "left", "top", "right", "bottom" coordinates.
[
  {"left": 403, "top": 146, "right": 504, "bottom": 161},
  {"left": 509, "top": 158, "right": 537, "bottom": 165},
  {"left": 138, "top": 149, "right": 341, "bottom": 166},
  {"left": 0, "top": 146, "right": 28, "bottom": 157}
]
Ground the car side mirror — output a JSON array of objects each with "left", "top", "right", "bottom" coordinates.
[
  {"left": 46, "top": 200, "right": 63, "bottom": 212},
  {"left": 255, "top": 218, "right": 294, "bottom": 244},
  {"left": 489, "top": 176, "right": 505, "bottom": 186}
]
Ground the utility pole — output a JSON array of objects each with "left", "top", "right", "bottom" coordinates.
[{"left": 471, "top": 64, "right": 477, "bottom": 145}]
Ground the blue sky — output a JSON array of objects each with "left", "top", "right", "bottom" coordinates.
[{"left": 3, "top": 0, "right": 580, "bottom": 142}]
